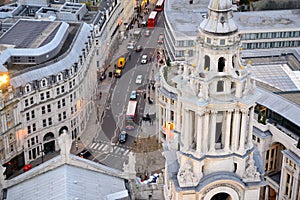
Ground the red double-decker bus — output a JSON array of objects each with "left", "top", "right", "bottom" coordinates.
[
  {"left": 148, "top": 11, "right": 158, "bottom": 28},
  {"left": 125, "top": 100, "right": 138, "bottom": 130},
  {"left": 154, "top": 0, "right": 164, "bottom": 12}
]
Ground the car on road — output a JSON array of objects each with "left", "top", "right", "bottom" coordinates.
[
  {"left": 158, "top": 33, "right": 164, "bottom": 44},
  {"left": 113, "top": 69, "right": 122, "bottom": 78},
  {"left": 144, "top": 30, "right": 150, "bottom": 37},
  {"left": 135, "top": 45, "right": 143, "bottom": 52},
  {"left": 119, "top": 131, "right": 127, "bottom": 143},
  {"left": 136, "top": 75, "right": 143, "bottom": 84},
  {"left": 127, "top": 40, "right": 136, "bottom": 50},
  {"left": 130, "top": 90, "right": 137, "bottom": 100},
  {"left": 140, "top": 54, "right": 148, "bottom": 64}
]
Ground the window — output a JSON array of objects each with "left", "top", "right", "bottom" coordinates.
[
  {"left": 217, "top": 81, "right": 224, "bottom": 92},
  {"left": 48, "top": 118, "right": 52, "bottom": 126},
  {"left": 31, "top": 110, "right": 35, "bottom": 119},
  {"left": 27, "top": 125, "right": 31, "bottom": 134},
  {"left": 47, "top": 104, "right": 51, "bottom": 112},
  {"left": 57, "top": 100, "right": 61, "bottom": 109},
  {"left": 56, "top": 87, "right": 60, "bottom": 95},
  {"left": 58, "top": 113, "right": 62, "bottom": 122},
  {"left": 41, "top": 106, "right": 46, "bottom": 114},
  {"left": 25, "top": 84, "right": 31, "bottom": 93},
  {"left": 220, "top": 39, "right": 225, "bottom": 45},
  {"left": 13, "top": 56, "right": 21, "bottom": 62},
  {"left": 204, "top": 55, "right": 210, "bottom": 71},
  {"left": 41, "top": 79, "right": 47, "bottom": 87},
  {"left": 25, "top": 99, "right": 29, "bottom": 107},
  {"left": 61, "top": 85, "right": 65, "bottom": 93},
  {"left": 63, "top": 111, "right": 67, "bottom": 119},
  {"left": 26, "top": 112, "right": 30, "bottom": 121},
  {"left": 46, "top": 91, "right": 50, "bottom": 99},
  {"left": 207, "top": 38, "right": 211, "bottom": 44},
  {"left": 171, "top": 99, "right": 175, "bottom": 105},
  {"left": 42, "top": 119, "right": 47, "bottom": 127},
  {"left": 28, "top": 57, "right": 35, "bottom": 63},
  {"left": 61, "top": 99, "right": 65, "bottom": 107},
  {"left": 57, "top": 73, "right": 63, "bottom": 82},
  {"left": 30, "top": 97, "right": 34, "bottom": 104},
  {"left": 40, "top": 93, "right": 45, "bottom": 101},
  {"left": 32, "top": 123, "right": 36, "bottom": 132}
]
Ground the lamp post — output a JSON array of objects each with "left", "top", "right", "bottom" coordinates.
[{"left": 40, "top": 143, "right": 44, "bottom": 163}]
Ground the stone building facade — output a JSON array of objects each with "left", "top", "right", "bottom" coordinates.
[{"left": 157, "top": 0, "right": 265, "bottom": 199}]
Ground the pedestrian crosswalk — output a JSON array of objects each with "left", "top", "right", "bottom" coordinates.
[{"left": 89, "top": 142, "right": 131, "bottom": 157}]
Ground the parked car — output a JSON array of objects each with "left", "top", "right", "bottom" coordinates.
[
  {"left": 144, "top": 30, "right": 150, "bottom": 37},
  {"left": 136, "top": 75, "right": 143, "bottom": 84},
  {"left": 141, "top": 54, "right": 148, "bottom": 64},
  {"left": 130, "top": 90, "right": 137, "bottom": 100},
  {"left": 135, "top": 45, "right": 143, "bottom": 52},
  {"left": 119, "top": 131, "right": 127, "bottom": 143}
]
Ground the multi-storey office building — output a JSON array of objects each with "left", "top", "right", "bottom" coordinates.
[
  {"left": 0, "top": 19, "right": 97, "bottom": 171},
  {"left": 164, "top": 0, "right": 300, "bottom": 61}
]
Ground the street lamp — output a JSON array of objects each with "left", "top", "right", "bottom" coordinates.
[{"left": 40, "top": 143, "right": 44, "bottom": 163}]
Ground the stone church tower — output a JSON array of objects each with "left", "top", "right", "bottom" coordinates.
[{"left": 159, "top": 0, "right": 265, "bottom": 199}]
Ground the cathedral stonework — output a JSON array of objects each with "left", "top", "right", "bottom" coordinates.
[{"left": 159, "top": 0, "right": 265, "bottom": 199}]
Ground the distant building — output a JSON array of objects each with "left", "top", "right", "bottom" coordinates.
[{"left": 164, "top": 0, "right": 300, "bottom": 61}]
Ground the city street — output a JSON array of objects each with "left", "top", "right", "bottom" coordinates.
[{"left": 81, "top": 10, "right": 166, "bottom": 170}]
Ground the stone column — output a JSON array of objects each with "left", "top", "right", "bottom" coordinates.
[
  {"left": 196, "top": 113, "right": 203, "bottom": 153},
  {"left": 232, "top": 109, "right": 241, "bottom": 151},
  {"left": 224, "top": 110, "right": 233, "bottom": 151},
  {"left": 264, "top": 186, "right": 269, "bottom": 200},
  {"left": 209, "top": 111, "right": 217, "bottom": 152},
  {"left": 202, "top": 111, "right": 210, "bottom": 153},
  {"left": 247, "top": 106, "right": 254, "bottom": 148},
  {"left": 183, "top": 109, "right": 189, "bottom": 150},
  {"left": 176, "top": 101, "right": 182, "bottom": 131},
  {"left": 238, "top": 109, "right": 248, "bottom": 152}
]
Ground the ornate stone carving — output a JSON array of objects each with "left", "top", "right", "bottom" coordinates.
[
  {"left": 243, "top": 152, "right": 261, "bottom": 182},
  {"left": 177, "top": 160, "right": 199, "bottom": 187}
]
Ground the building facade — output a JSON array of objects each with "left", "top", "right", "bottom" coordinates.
[
  {"left": 164, "top": 0, "right": 300, "bottom": 61},
  {"left": 158, "top": 0, "right": 265, "bottom": 199},
  {"left": 0, "top": 19, "right": 97, "bottom": 171}
]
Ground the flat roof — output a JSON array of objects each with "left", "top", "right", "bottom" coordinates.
[
  {"left": 0, "top": 20, "right": 61, "bottom": 48},
  {"left": 165, "top": 0, "right": 300, "bottom": 38}
]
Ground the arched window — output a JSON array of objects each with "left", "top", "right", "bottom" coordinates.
[
  {"left": 41, "top": 78, "right": 47, "bottom": 87},
  {"left": 211, "top": 192, "right": 231, "bottom": 200},
  {"left": 218, "top": 57, "right": 225, "bottom": 72},
  {"left": 204, "top": 55, "right": 210, "bottom": 71}
]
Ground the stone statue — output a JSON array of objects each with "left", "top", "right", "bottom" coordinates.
[
  {"left": 57, "top": 129, "right": 72, "bottom": 163},
  {"left": 243, "top": 153, "right": 260, "bottom": 182},
  {"left": 123, "top": 152, "right": 136, "bottom": 179},
  {"left": 177, "top": 160, "right": 198, "bottom": 187}
]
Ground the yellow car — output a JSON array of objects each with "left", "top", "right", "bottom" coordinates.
[{"left": 114, "top": 69, "right": 122, "bottom": 78}]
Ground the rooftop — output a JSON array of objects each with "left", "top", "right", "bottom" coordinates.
[
  {"left": 165, "top": 0, "right": 300, "bottom": 38},
  {"left": 0, "top": 20, "right": 61, "bottom": 48}
]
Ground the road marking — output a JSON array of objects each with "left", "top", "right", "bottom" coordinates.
[{"left": 90, "top": 143, "right": 97, "bottom": 149}]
